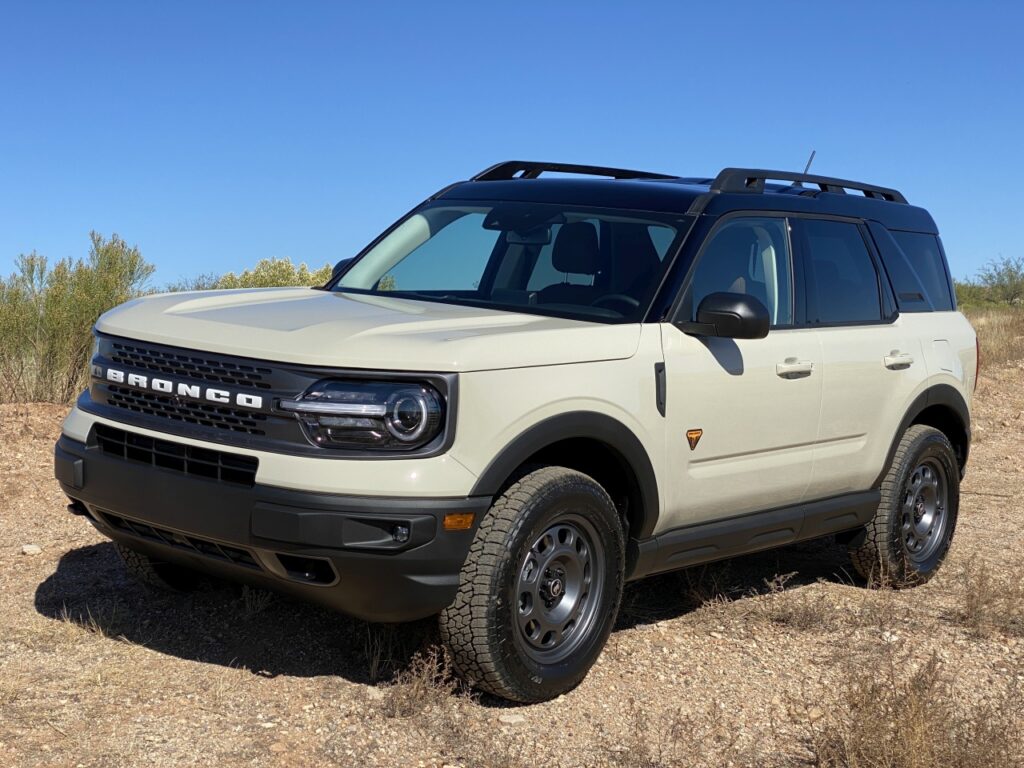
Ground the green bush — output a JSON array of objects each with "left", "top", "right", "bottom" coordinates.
[
  {"left": 0, "top": 233, "right": 154, "bottom": 404},
  {"left": 956, "top": 256, "right": 1024, "bottom": 308},
  {"left": 203, "top": 257, "right": 332, "bottom": 290},
  {"left": 1, "top": 236, "right": 332, "bottom": 404}
]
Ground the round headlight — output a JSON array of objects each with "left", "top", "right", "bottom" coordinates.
[{"left": 385, "top": 387, "right": 439, "bottom": 442}]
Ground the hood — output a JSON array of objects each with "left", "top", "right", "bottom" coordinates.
[{"left": 95, "top": 288, "right": 642, "bottom": 372}]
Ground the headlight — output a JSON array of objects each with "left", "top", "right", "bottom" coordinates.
[{"left": 280, "top": 379, "right": 445, "bottom": 451}]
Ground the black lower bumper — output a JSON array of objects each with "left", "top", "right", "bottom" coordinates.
[{"left": 55, "top": 434, "right": 490, "bottom": 622}]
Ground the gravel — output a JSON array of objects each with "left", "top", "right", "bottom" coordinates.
[{"left": 1, "top": 371, "right": 1022, "bottom": 767}]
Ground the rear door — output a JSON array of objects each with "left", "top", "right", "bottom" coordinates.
[
  {"left": 659, "top": 214, "right": 822, "bottom": 529},
  {"left": 794, "top": 217, "right": 929, "bottom": 499}
]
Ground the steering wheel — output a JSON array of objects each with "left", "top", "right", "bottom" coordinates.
[{"left": 591, "top": 294, "right": 641, "bottom": 313}]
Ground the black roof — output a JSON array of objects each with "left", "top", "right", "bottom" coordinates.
[{"left": 436, "top": 161, "right": 937, "bottom": 234}]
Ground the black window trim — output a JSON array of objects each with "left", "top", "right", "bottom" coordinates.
[
  {"left": 667, "top": 210, "right": 802, "bottom": 331},
  {"left": 790, "top": 213, "right": 898, "bottom": 329}
]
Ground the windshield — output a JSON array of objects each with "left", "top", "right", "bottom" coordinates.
[{"left": 332, "top": 201, "right": 688, "bottom": 323}]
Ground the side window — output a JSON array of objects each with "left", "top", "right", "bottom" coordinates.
[
  {"left": 891, "top": 232, "right": 954, "bottom": 311},
  {"left": 379, "top": 212, "right": 498, "bottom": 292},
  {"left": 801, "top": 219, "right": 882, "bottom": 325},
  {"left": 685, "top": 217, "right": 794, "bottom": 326}
]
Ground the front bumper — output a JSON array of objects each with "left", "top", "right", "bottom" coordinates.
[{"left": 55, "top": 433, "right": 490, "bottom": 622}]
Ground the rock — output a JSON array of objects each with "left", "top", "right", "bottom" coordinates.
[
  {"left": 709, "top": 631, "right": 724, "bottom": 640},
  {"left": 808, "top": 706, "right": 824, "bottom": 723},
  {"left": 21, "top": 544, "right": 42, "bottom": 556},
  {"left": 365, "top": 687, "right": 385, "bottom": 701},
  {"left": 498, "top": 713, "right": 526, "bottom": 725},
  {"left": 269, "top": 741, "right": 288, "bottom": 753}
]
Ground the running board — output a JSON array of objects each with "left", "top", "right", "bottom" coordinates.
[{"left": 627, "top": 491, "right": 879, "bottom": 580}]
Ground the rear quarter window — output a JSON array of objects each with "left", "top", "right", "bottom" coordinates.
[{"left": 891, "top": 231, "right": 955, "bottom": 311}]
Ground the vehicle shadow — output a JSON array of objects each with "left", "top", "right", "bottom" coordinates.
[
  {"left": 33, "top": 541, "right": 436, "bottom": 685},
  {"left": 34, "top": 536, "right": 858, "bottom": 684}
]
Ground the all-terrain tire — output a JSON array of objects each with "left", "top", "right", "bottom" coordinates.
[
  {"left": 439, "top": 466, "right": 625, "bottom": 702},
  {"left": 849, "top": 425, "right": 960, "bottom": 585},
  {"left": 115, "top": 542, "right": 203, "bottom": 592}
]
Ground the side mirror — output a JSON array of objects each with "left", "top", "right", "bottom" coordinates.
[
  {"left": 678, "top": 292, "right": 770, "bottom": 339},
  {"left": 331, "top": 257, "right": 353, "bottom": 282}
]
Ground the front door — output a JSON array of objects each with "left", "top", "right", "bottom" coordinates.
[{"left": 659, "top": 215, "right": 822, "bottom": 530}]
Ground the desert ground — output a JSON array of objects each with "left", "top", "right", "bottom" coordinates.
[{"left": 1, "top": 366, "right": 1022, "bottom": 767}]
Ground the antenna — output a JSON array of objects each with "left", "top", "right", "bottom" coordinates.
[{"left": 802, "top": 149, "right": 816, "bottom": 175}]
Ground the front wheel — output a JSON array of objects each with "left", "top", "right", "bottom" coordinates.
[
  {"left": 849, "top": 425, "right": 960, "bottom": 585},
  {"left": 440, "top": 467, "right": 625, "bottom": 702}
]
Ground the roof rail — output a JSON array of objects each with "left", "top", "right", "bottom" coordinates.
[
  {"left": 472, "top": 160, "right": 677, "bottom": 182},
  {"left": 711, "top": 168, "right": 907, "bottom": 204}
]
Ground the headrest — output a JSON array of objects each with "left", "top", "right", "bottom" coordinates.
[{"left": 552, "top": 222, "right": 600, "bottom": 275}]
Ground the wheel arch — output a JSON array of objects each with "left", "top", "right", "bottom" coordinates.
[
  {"left": 876, "top": 384, "right": 971, "bottom": 486},
  {"left": 469, "top": 412, "right": 660, "bottom": 541}
]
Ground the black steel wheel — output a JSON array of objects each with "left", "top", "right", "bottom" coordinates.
[
  {"left": 514, "top": 514, "right": 606, "bottom": 664},
  {"left": 849, "top": 425, "right": 960, "bottom": 585},
  {"left": 440, "top": 466, "right": 625, "bottom": 702}
]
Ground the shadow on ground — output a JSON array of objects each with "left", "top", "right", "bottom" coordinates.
[{"left": 34, "top": 536, "right": 859, "bottom": 683}]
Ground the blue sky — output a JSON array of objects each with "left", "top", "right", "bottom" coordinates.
[{"left": 1, "top": 1, "right": 1021, "bottom": 285}]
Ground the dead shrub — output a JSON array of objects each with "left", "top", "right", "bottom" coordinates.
[
  {"left": 957, "top": 559, "right": 1024, "bottom": 637},
  {"left": 240, "top": 585, "right": 274, "bottom": 616},
  {"left": 755, "top": 573, "right": 838, "bottom": 631},
  {"left": 378, "top": 645, "right": 460, "bottom": 720},
  {"left": 808, "top": 647, "right": 1023, "bottom": 768},
  {"left": 598, "top": 697, "right": 747, "bottom": 768}
]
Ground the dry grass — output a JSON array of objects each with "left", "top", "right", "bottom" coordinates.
[
  {"left": 808, "top": 647, "right": 1024, "bottom": 768},
  {"left": 957, "top": 558, "right": 1024, "bottom": 638},
  {"left": 598, "top": 698, "right": 749, "bottom": 768},
  {"left": 3, "top": 369, "right": 1024, "bottom": 767},
  {"left": 964, "top": 306, "right": 1024, "bottom": 366}
]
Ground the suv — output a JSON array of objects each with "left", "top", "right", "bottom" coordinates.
[{"left": 55, "top": 161, "right": 977, "bottom": 702}]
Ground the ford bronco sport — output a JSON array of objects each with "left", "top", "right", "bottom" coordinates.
[{"left": 55, "top": 161, "right": 977, "bottom": 702}]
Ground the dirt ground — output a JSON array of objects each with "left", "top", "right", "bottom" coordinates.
[{"left": 1, "top": 366, "right": 1022, "bottom": 768}]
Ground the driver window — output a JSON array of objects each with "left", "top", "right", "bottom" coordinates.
[{"left": 685, "top": 217, "right": 793, "bottom": 326}]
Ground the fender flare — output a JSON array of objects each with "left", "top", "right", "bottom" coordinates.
[
  {"left": 469, "top": 411, "right": 661, "bottom": 539},
  {"left": 875, "top": 384, "right": 971, "bottom": 486}
]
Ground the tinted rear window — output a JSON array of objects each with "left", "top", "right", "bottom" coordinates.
[
  {"left": 891, "top": 231, "right": 954, "bottom": 311},
  {"left": 801, "top": 219, "right": 882, "bottom": 325}
]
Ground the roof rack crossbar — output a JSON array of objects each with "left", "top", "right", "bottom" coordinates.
[
  {"left": 711, "top": 168, "right": 907, "bottom": 204},
  {"left": 472, "top": 160, "right": 677, "bottom": 182}
]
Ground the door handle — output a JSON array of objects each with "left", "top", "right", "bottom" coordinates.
[
  {"left": 884, "top": 351, "right": 914, "bottom": 370},
  {"left": 776, "top": 358, "right": 814, "bottom": 379}
]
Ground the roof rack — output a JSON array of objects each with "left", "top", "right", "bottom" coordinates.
[
  {"left": 711, "top": 168, "right": 907, "bottom": 204},
  {"left": 472, "top": 160, "right": 677, "bottom": 182}
]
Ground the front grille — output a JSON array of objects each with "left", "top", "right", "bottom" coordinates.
[
  {"left": 110, "top": 341, "right": 274, "bottom": 390},
  {"left": 100, "top": 511, "right": 261, "bottom": 570},
  {"left": 107, "top": 384, "right": 268, "bottom": 435},
  {"left": 95, "top": 424, "right": 259, "bottom": 487}
]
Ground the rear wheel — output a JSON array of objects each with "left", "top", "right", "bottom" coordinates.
[
  {"left": 115, "top": 542, "right": 203, "bottom": 592},
  {"left": 849, "top": 425, "right": 959, "bottom": 585},
  {"left": 440, "top": 467, "right": 625, "bottom": 702}
]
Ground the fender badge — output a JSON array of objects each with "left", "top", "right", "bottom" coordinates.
[{"left": 686, "top": 429, "right": 703, "bottom": 450}]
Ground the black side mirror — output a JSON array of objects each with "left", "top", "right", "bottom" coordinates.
[
  {"left": 677, "top": 292, "right": 770, "bottom": 339},
  {"left": 331, "top": 257, "right": 354, "bottom": 282}
]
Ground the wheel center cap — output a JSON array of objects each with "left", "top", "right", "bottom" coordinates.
[{"left": 549, "top": 579, "right": 563, "bottom": 597}]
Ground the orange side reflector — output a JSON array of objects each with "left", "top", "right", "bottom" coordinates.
[{"left": 443, "top": 512, "right": 475, "bottom": 531}]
